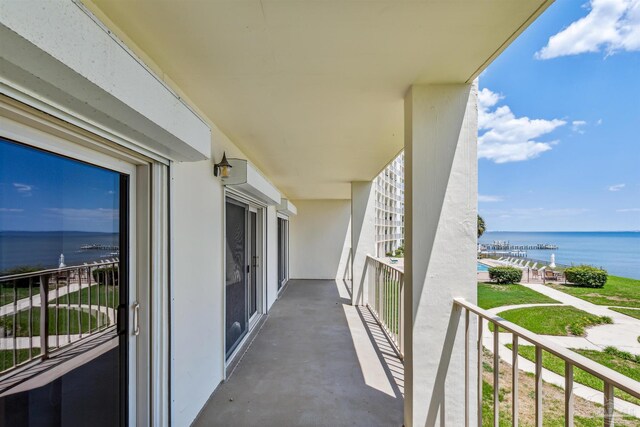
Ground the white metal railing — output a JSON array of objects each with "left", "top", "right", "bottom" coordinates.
[
  {"left": 0, "top": 261, "right": 119, "bottom": 374},
  {"left": 366, "top": 256, "right": 404, "bottom": 358},
  {"left": 454, "top": 298, "right": 640, "bottom": 427}
]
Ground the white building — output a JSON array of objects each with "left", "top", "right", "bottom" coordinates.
[
  {"left": 2, "top": 2, "right": 627, "bottom": 427},
  {"left": 375, "top": 152, "right": 405, "bottom": 257}
]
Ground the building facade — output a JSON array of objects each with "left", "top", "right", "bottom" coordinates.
[
  {"left": 375, "top": 152, "right": 405, "bottom": 257},
  {"left": 0, "top": 2, "right": 568, "bottom": 426}
]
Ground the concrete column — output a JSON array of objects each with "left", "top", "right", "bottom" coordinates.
[
  {"left": 351, "top": 181, "right": 376, "bottom": 306},
  {"left": 404, "top": 83, "right": 478, "bottom": 427}
]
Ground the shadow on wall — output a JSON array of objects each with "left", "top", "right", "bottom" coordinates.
[{"left": 289, "top": 200, "right": 352, "bottom": 280}]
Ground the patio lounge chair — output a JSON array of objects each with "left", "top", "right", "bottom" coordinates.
[{"left": 544, "top": 269, "right": 557, "bottom": 283}]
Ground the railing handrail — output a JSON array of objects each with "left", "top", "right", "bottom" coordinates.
[
  {"left": 0, "top": 260, "right": 118, "bottom": 281},
  {"left": 453, "top": 297, "right": 640, "bottom": 399},
  {"left": 367, "top": 255, "right": 404, "bottom": 273}
]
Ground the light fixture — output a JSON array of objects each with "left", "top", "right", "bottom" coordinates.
[{"left": 214, "top": 151, "right": 232, "bottom": 178}]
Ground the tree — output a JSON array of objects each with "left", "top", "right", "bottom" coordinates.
[{"left": 477, "top": 214, "right": 486, "bottom": 238}]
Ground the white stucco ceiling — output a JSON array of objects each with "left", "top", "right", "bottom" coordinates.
[{"left": 87, "top": 0, "right": 551, "bottom": 199}]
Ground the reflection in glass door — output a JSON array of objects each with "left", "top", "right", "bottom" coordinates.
[
  {"left": 0, "top": 137, "right": 128, "bottom": 426},
  {"left": 249, "top": 210, "right": 257, "bottom": 319},
  {"left": 225, "top": 199, "right": 247, "bottom": 358}
]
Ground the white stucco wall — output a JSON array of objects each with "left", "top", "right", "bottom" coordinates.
[
  {"left": 289, "top": 200, "right": 351, "bottom": 280},
  {"left": 170, "top": 160, "right": 225, "bottom": 426},
  {"left": 404, "top": 83, "right": 478, "bottom": 427}
]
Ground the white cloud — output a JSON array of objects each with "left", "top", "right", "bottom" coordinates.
[
  {"left": 478, "top": 194, "right": 504, "bottom": 202},
  {"left": 13, "top": 182, "right": 33, "bottom": 196},
  {"left": 0, "top": 208, "right": 23, "bottom": 213},
  {"left": 596, "top": 119, "right": 604, "bottom": 125},
  {"left": 617, "top": 207, "right": 640, "bottom": 212},
  {"left": 572, "top": 120, "right": 588, "bottom": 133},
  {"left": 609, "top": 183, "right": 626, "bottom": 191},
  {"left": 478, "top": 88, "right": 566, "bottom": 163},
  {"left": 536, "top": 0, "right": 640, "bottom": 59}
]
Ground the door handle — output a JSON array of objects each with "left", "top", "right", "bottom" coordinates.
[{"left": 133, "top": 302, "right": 140, "bottom": 336}]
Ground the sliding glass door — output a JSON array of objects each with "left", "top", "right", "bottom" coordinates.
[
  {"left": 0, "top": 137, "right": 129, "bottom": 426},
  {"left": 277, "top": 217, "right": 289, "bottom": 290},
  {"left": 225, "top": 198, "right": 263, "bottom": 360},
  {"left": 225, "top": 199, "right": 247, "bottom": 358}
]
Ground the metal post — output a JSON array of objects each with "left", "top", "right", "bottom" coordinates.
[
  {"left": 465, "top": 309, "right": 470, "bottom": 427},
  {"left": 40, "top": 275, "right": 49, "bottom": 360},
  {"left": 604, "top": 382, "right": 614, "bottom": 427},
  {"left": 477, "top": 316, "right": 483, "bottom": 427},
  {"left": 565, "top": 363, "right": 574, "bottom": 427},
  {"left": 512, "top": 335, "right": 519, "bottom": 427},
  {"left": 493, "top": 322, "right": 499, "bottom": 427},
  {"left": 535, "top": 346, "right": 543, "bottom": 427}
]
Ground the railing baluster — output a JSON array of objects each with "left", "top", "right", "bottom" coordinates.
[
  {"left": 111, "top": 264, "right": 117, "bottom": 325},
  {"left": 96, "top": 267, "right": 101, "bottom": 329},
  {"left": 29, "top": 277, "right": 33, "bottom": 361},
  {"left": 465, "top": 309, "right": 469, "bottom": 427},
  {"left": 40, "top": 275, "right": 49, "bottom": 360},
  {"left": 103, "top": 268, "right": 108, "bottom": 328},
  {"left": 77, "top": 268, "right": 82, "bottom": 339},
  {"left": 604, "top": 382, "right": 614, "bottom": 427},
  {"left": 399, "top": 276, "right": 404, "bottom": 357},
  {"left": 12, "top": 279, "right": 17, "bottom": 367},
  {"left": 88, "top": 268, "right": 92, "bottom": 332},
  {"left": 55, "top": 275, "right": 59, "bottom": 349},
  {"left": 535, "top": 346, "right": 543, "bottom": 427},
  {"left": 493, "top": 321, "right": 499, "bottom": 427},
  {"left": 67, "top": 273, "right": 71, "bottom": 344},
  {"left": 477, "top": 316, "right": 483, "bottom": 427},
  {"left": 565, "top": 363, "right": 574, "bottom": 427},
  {"left": 512, "top": 335, "right": 519, "bottom": 427}
]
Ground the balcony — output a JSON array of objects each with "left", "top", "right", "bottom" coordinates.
[{"left": 193, "top": 279, "right": 404, "bottom": 426}]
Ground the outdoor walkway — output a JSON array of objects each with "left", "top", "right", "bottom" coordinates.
[
  {"left": 521, "top": 282, "right": 640, "bottom": 355},
  {"left": 483, "top": 283, "right": 640, "bottom": 418},
  {"left": 193, "top": 279, "right": 404, "bottom": 427}
]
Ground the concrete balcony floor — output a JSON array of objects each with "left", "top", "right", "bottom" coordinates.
[{"left": 194, "top": 279, "right": 404, "bottom": 427}]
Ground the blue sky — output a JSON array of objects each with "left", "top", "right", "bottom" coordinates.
[
  {"left": 479, "top": 0, "right": 640, "bottom": 231},
  {"left": 0, "top": 139, "right": 120, "bottom": 232}
]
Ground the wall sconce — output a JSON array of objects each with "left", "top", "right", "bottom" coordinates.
[{"left": 214, "top": 152, "right": 232, "bottom": 178}]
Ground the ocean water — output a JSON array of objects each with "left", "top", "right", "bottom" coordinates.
[
  {"left": 479, "top": 231, "right": 640, "bottom": 279},
  {"left": 0, "top": 231, "right": 119, "bottom": 273}
]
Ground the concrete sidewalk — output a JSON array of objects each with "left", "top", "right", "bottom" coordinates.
[{"left": 520, "top": 283, "right": 640, "bottom": 355}]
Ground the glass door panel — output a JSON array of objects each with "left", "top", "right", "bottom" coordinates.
[
  {"left": 249, "top": 211, "right": 257, "bottom": 318},
  {"left": 225, "top": 200, "right": 247, "bottom": 357},
  {"left": 0, "top": 137, "right": 127, "bottom": 426}
]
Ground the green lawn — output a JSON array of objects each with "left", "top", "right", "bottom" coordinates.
[
  {"left": 478, "top": 282, "right": 559, "bottom": 309},
  {"left": 53, "top": 284, "right": 118, "bottom": 308},
  {"left": 511, "top": 345, "right": 640, "bottom": 406},
  {"left": 548, "top": 276, "right": 640, "bottom": 308},
  {"left": 0, "top": 348, "right": 41, "bottom": 372},
  {"left": 0, "top": 307, "right": 108, "bottom": 337},
  {"left": 610, "top": 307, "right": 640, "bottom": 320},
  {"left": 378, "top": 279, "right": 401, "bottom": 335},
  {"left": 0, "top": 285, "right": 40, "bottom": 305},
  {"left": 490, "top": 306, "right": 611, "bottom": 336}
]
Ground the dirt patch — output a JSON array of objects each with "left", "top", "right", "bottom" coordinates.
[{"left": 482, "top": 350, "right": 640, "bottom": 426}]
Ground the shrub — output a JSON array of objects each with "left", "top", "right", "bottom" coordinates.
[
  {"left": 488, "top": 266, "right": 522, "bottom": 284},
  {"left": 564, "top": 265, "right": 608, "bottom": 288},
  {"left": 92, "top": 266, "right": 119, "bottom": 286}
]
